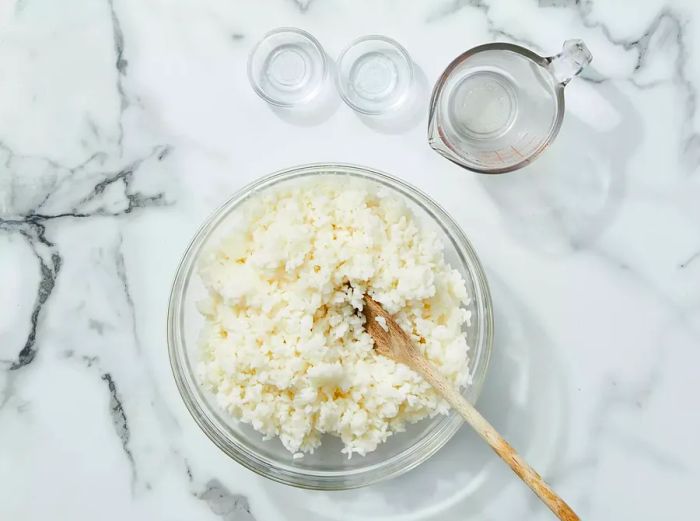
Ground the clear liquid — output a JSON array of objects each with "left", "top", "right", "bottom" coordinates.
[
  {"left": 349, "top": 52, "right": 399, "bottom": 101},
  {"left": 431, "top": 48, "right": 560, "bottom": 171},
  {"left": 265, "top": 44, "right": 312, "bottom": 91},
  {"left": 447, "top": 69, "right": 518, "bottom": 139}
]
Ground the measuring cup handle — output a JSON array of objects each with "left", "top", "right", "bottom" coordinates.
[{"left": 546, "top": 39, "right": 593, "bottom": 85}]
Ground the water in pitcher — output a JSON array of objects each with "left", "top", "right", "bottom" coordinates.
[{"left": 429, "top": 40, "right": 592, "bottom": 174}]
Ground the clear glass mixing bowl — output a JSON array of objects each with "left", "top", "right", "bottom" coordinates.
[{"left": 167, "top": 163, "right": 493, "bottom": 490}]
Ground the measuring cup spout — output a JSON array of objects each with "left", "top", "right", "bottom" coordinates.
[{"left": 546, "top": 39, "right": 592, "bottom": 85}]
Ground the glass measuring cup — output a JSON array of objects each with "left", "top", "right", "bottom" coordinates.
[{"left": 428, "top": 40, "right": 592, "bottom": 174}]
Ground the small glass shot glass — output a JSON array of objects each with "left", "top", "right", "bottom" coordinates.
[
  {"left": 336, "top": 35, "right": 415, "bottom": 116},
  {"left": 247, "top": 27, "right": 328, "bottom": 107}
]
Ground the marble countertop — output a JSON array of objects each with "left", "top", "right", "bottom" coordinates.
[{"left": 1, "top": 0, "right": 699, "bottom": 519}]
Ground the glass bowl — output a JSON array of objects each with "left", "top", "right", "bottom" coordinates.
[
  {"left": 247, "top": 27, "right": 328, "bottom": 107},
  {"left": 167, "top": 163, "right": 493, "bottom": 490},
  {"left": 335, "top": 35, "right": 414, "bottom": 115}
]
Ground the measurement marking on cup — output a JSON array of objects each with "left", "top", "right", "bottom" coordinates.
[
  {"left": 494, "top": 150, "right": 505, "bottom": 163},
  {"left": 510, "top": 146, "right": 524, "bottom": 158}
]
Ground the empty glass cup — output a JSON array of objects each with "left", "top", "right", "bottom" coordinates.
[
  {"left": 336, "top": 36, "right": 414, "bottom": 115},
  {"left": 248, "top": 28, "right": 328, "bottom": 107},
  {"left": 428, "top": 40, "right": 593, "bottom": 174}
]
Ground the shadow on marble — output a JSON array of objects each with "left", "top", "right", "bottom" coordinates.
[
  {"left": 352, "top": 64, "right": 430, "bottom": 135},
  {"left": 259, "top": 274, "right": 571, "bottom": 520},
  {"left": 270, "top": 91, "right": 341, "bottom": 127},
  {"left": 477, "top": 79, "right": 642, "bottom": 255}
]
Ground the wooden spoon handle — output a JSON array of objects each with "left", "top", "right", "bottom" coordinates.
[{"left": 410, "top": 355, "right": 580, "bottom": 521}]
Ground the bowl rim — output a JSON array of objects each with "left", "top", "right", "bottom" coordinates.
[{"left": 167, "top": 162, "right": 494, "bottom": 490}]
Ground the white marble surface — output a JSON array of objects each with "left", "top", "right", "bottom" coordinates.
[{"left": 1, "top": 0, "right": 699, "bottom": 519}]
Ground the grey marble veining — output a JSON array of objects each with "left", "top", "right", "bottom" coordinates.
[{"left": 1, "top": 0, "right": 699, "bottom": 520}]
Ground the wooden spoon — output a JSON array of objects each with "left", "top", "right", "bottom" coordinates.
[{"left": 363, "top": 294, "right": 579, "bottom": 521}]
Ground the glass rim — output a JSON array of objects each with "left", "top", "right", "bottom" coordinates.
[
  {"left": 167, "top": 162, "right": 494, "bottom": 489},
  {"left": 429, "top": 41, "right": 566, "bottom": 174}
]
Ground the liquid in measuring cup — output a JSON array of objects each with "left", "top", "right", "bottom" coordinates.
[
  {"left": 429, "top": 40, "right": 592, "bottom": 174},
  {"left": 448, "top": 69, "right": 518, "bottom": 139}
]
